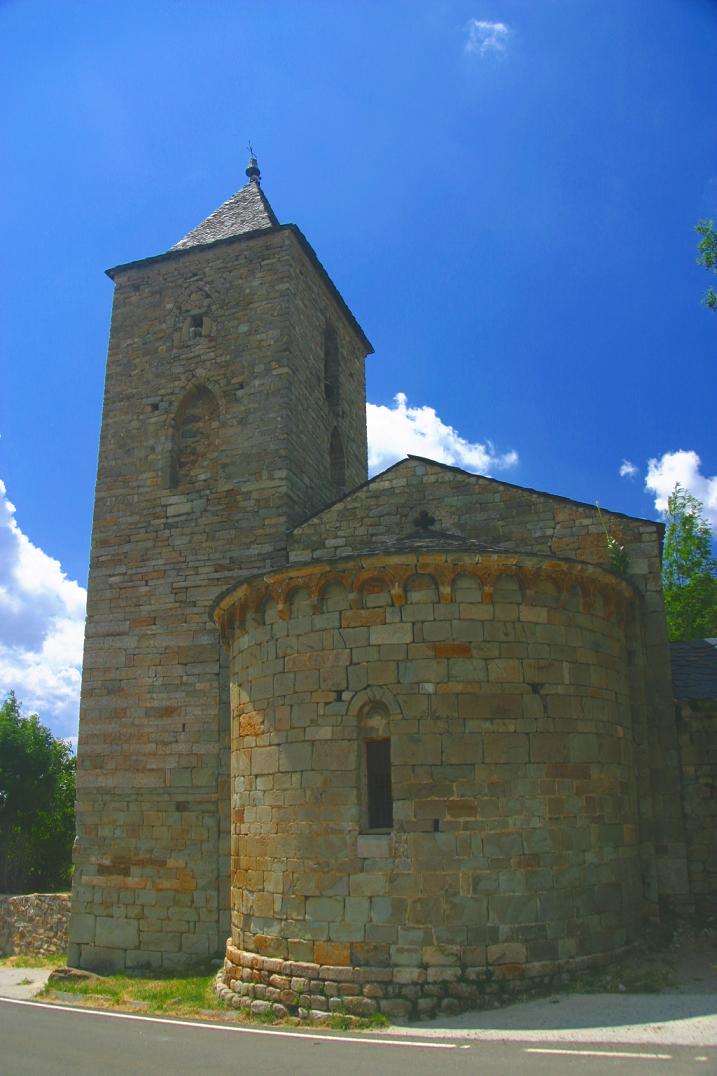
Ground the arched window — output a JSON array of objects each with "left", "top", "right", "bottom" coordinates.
[
  {"left": 329, "top": 427, "right": 346, "bottom": 494},
  {"left": 361, "top": 706, "right": 393, "bottom": 831},
  {"left": 366, "top": 738, "right": 393, "bottom": 830},
  {"left": 169, "top": 384, "right": 219, "bottom": 491},
  {"left": 323, "top": 323, "right": 339, "bottom": 406}
]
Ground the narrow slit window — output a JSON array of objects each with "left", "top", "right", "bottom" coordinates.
[
  {"left": 366, "top": 738, "right": 393, "bottom": 830},
  {"left": 189, "top": 314, "right": 204, "bottom": 340},
  {"left": 324, "top": 323, "right": 339, "bottom": 405}
]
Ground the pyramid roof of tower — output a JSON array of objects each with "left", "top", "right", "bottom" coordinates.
[{"left": 169, "top": 180, "right": 279, "bottom": 251}]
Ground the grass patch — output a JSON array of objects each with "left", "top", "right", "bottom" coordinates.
[
  {"left": 40, "top": 969, "right": 393, "bottom": 1030},
  {"left": 328, "top": 1013, "right": 353, "bottom": 1030},
  {"left": 40, "top": 966, "right": 218, "bottom": 1016},
  {"left": 0, "top": 954, "right": 66, "bottom": 969}
]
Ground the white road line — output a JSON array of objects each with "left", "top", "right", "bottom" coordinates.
[
  {"left": 0, "top": 997, "right": 463, "bottom": 1049},
  {"left": 525, "top": 1047, "right": 673, "bottom": 1061}
]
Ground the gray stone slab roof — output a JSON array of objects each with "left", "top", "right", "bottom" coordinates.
[
  {"left": 170, "top": 180, "right": 278, "bottom": 251},
  {"left": 670, "top": 638, "right": 717, "bottom": 701},
  {"left": 356, "top": 526, "right": 501, "bottom": 557}
]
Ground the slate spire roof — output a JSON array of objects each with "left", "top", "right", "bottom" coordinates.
[{"left": 170, "top": 153, "right": 279, "bottom": 252}]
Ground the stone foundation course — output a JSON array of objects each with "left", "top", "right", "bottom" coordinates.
[{"left": 216, "top": 942, "right": 628, "bottom": 1020}]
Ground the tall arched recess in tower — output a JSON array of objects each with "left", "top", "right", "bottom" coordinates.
[{"left": 169, "top": 384, "right": 220, "bottom": 491}]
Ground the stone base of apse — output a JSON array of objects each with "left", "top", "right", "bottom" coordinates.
[{"left": 216, "top": 942, "right": 631, "bottom": 1021}]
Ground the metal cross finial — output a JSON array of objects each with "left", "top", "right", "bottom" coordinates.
[{"left": 245, "top": 143, "right": 261, "bottom": 185}]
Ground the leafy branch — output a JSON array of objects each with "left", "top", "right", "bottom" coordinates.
[
  {"left": 596, "top": 503, "right": 629, "bottom": 577},
  {"left": 696, "top": 219, "right": 717, "bottom": 312}
]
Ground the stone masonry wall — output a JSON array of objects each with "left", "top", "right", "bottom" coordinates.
[
  {"left": 0, "top": 894, "right": 70, "bottom": 957},
  {"left": 215, "top": 548, "right": 651, "bottom": 1019},
  {"left": 290, "top": 459, "right": 687, "bottom": 913},
  {"left": 70, "top": 226, "right": 371, "bottom": 972},
  {"left": 678, "top": 700, "right": 717, "bottom": 915}
]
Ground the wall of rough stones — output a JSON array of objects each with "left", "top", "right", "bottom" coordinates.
[
  {"left": 677, "top": 700, "right": 717, "bottom": 915},
  {"left": 0, "top": 894, "right": 70, "bottom": 957},
  {"left": 70, "top": 223, "right": 371, "bottom": 972},
  {"left": 215, "top": 547, "right": 653, "bottom": 1018}
]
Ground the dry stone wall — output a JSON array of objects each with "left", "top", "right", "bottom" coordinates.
[
  {"left": 215, "top": 548, "right": 652, "bottom": 1018},
  {"left": 0, "top": 894, "right": 70, "bottom": 957}
]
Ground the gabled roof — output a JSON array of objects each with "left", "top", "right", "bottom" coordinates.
[
  {"left": 291, "top": 455, "right": 664, "bottom": 535},
  {"left": 670, "top": 639, "right": 717, "bottom": 701},
  {"left": 169, "top": 179, "right": 279, "bottom": 251}
]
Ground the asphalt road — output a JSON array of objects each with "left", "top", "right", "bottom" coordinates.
[{"left": 1, "top": 999, "right": 715, "bottom": 1076}]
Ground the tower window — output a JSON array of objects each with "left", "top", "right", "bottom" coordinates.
[
  {"left": 189, "top": 314, "right": 204, "bottom": 340},
  {"left": 366, "top": 738, "right": 393, "bottom": 830},
  {"left": 323, "top": 323, "right": 339, "bottom": 405},
  {"left": 329, "top": 427, "right": 346, "bottom": 494}
]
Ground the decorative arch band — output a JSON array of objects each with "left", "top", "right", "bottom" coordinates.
[{"left": 214, "top": 553, "right": 636, "bottom": 643}]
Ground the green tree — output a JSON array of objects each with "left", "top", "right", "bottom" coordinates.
[
  {"left": 0, "top": 692, "right": 76, "bottom": 893},
  {"left": 662, "top": 485, "right": 717, "bottom": 641},
  {"left": 696, "top": 218, "right": 717, "bottom": 312}
]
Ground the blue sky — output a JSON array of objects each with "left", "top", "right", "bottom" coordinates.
[{"left": 1, "top": 0, "right": 715, "bottom": 740}]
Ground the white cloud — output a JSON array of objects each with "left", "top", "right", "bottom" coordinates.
[
  {"left": 645, "top": 450, "right": 717, "bottom": 527},
  {"left": 366, "top": 392, "right": 518, "bottom": 477},
  {"left": 0, "top": 478, "right": 86, "bottom": 741},
  {"left": 465, "top": 18, "right": 511, "bottom": 56},
  {"left": 619, "top": 459, "right": 639, "bottom": 479}
]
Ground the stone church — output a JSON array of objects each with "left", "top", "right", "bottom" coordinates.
[{"left": 68, "top": 158, "right": 714, "bottom": 1018}]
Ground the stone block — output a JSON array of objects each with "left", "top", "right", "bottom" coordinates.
[
  {"left": 392, "top": 733, "right": 441, "bottom": 766},
  {"left": 487, "top": 658, "right": 523, "bottom": 682},
  {"left": 306, "top": 897, "right": 344, "bottom": 922},
  {"left": 342, "top": 995, "right": 378, "bottom": 1016},
  {"left": 68, "top": 912, "right": 96, "bottom": 945},
  {"left": 489, "top": 894, "right": 538, "bottom": 924},
  {"left": 279, "top": 741, "right": 312, "bottom": 771},
  {"left": 483, "top": 733, "right": 529, "bottom": 765},
  {"left": 314, "top": 941, "right": 351, "bottom": 966},
  {"left": 126, "top": 948, "right": 163, "bottom": 969},
  {"left": 369, "top": 623, "right": 413, "bottom": 645},
  {"left": 94, "top": 917, "right": 139, "bottom": 950},
  {"left": 443, "top": 736, "right": 483, "bottom": 764},
  {"left": 313, "top": 740, "right": 356, "bottom": 770},
  {"left": 448, "top": 658, "right": 487, "bottom": 682},
  {"left": 77, "top": 945, "right": 127, "bottom": 972},
  {"left": 349, "top": 873, "right": 388, "bottom": 898},
  {"left": 398, "top": 659, "right": 447, "bottom": 683},
  {"left": 530, "top": 733, "right": 570, "bottom": 763},
  {"left": 251, "top": 746, "right": 279, "bottom": 774},
  {"left": 487, "top": 942, "right": 527, "bottom": 964},
  {"left": 357, "top": 834, "right": 390, "bottom": 859}
]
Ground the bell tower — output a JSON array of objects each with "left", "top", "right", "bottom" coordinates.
[{"left": 69, "top": 158, "right": 373, "bottom": 970}]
